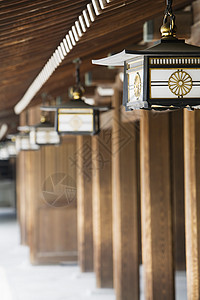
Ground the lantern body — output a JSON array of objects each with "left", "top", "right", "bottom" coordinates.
[
  {"left": 0, "top": 146, "right": 9, "bottom": 160},
  {"left": 29, "top": 127, "right": 60, "bottom": 145},
  {"left": 40, "top": 99, "right": 108, "bottom": 136},
  {"left": 126, "top": 55, "right": 200, "bottom": 110},
  {"left": 93, "top": 39, "right": 200, "bottom": 110},
  {"left": 57, "top": 108, "right": 99, "bottom": 135},
  {"left": 15, "top": 134, "right": 40, "bottom": 152},
  {"left": 7, "top": 142, "right": 17, "bottom": 157}
]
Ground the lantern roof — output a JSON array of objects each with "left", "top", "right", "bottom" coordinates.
[
  {"left": 92, "top": 39, "right": 200, "bottom": 67},
  {"left": 17, "top": 126, "right": 31, "bottom": 133},
  {"left": 40, "top": 99, "right": 110, "bottom": 112},
  {"left": 31, "top": 120, "right": 54, "bottom": 129}
]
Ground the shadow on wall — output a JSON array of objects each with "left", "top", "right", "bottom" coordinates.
[
  {"left": 0, "top": 180, "right": 15, "bottom": 208},
  {"left": 0, "top": 160, "right": 16, "bottom": 208}
]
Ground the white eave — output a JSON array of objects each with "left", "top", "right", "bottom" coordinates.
[{"left": 92, "top": 50, "right": 140, "bottom": 66}]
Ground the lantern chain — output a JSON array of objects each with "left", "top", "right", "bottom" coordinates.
[
  {"left": 160, "top": 0, "right": 176, "bottom": 38},
  {"left": 75, "top": 61, "right": 80, "bottom": 86},
  {"left": 166, "top": 0, "right": 173, "bottom": 14},
  {"left": 72, "top": 58, "right": 84, "bottom": 100}
]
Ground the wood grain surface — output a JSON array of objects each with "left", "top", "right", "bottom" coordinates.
[
  {"left": 77, "top": 135, "right": 94, "bottom": 272},
  {"left": 140, "top": 110, "right": 175, "bottom": 300},
  {"left": 112, "top": 88, "right": 140, "bottom": 300},
  {"left": 92, "top": 129, "right": 113, "bottom": 288},
  {"left": 184, "top": 109, "right": 200, "bottom": 300}
]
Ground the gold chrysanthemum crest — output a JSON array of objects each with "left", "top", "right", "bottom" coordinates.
[{"left": 168, "top": 70, "right": 192, "bottom": 97}]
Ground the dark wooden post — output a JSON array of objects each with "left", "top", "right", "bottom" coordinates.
[
  {"left": 184, "top": 109, "right": 200, "bottom": 300},
  {"left": 171, "top": 110, "right": 186, "bottom": 271},
  {"left": 112, "top": 88, "right": 140, "bottom": 300},
  {"left": 16, "top": 151, "right": 30, "bottom": 245},
  {"left": 140, "top": 110, "right": 175, "bottom": 300},
  {"left": 77, "top": 135, "right": 93, "bottom": 272},
  {"left": 92, "top": 130, "right": 113, "bottom": 288}
]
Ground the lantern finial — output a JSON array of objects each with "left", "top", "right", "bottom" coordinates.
[
  {"left": 40, "top": 115, "right": 46, "bottom": 123},
  {"left": 160, "top": 0, "right": 176, "bottom": 39}
]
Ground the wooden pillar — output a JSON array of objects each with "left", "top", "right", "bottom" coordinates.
[
  {"left": 171, "top": 110, "right": 186, "bottom": 271},
  {"left": 112, "top": 89, "right": 139, "bottom": 300},
  {"left": 140, "top": 110, "right": 174, "bottom": 300},
  {"left": 77, "top": 136, "right": 93, "bottom": 272},
  {"left": 92, "top": 130, "right": 113, "bottom": 288},
  {"left": 184, "top": 109, "right": 200, "bottom": 300},
  {"left": 16, "top": 111, "right": 30, "bottom": 245},
  {"left": 16, "top": 151, "right": 29, "bottom": 245}
]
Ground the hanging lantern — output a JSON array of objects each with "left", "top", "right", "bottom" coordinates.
[
  {"left": 29, "top": 115, "right": 60, "bottom": 146},
  {"left": 0, "top": 143, "right": 9, "bottom": 160},
  {"left": 14, "top": 131, "right": 40, "bottom": 152},
  {"left": 41, "top": 60, "right": 109, "bottom": 135},
  {"left": 92, "top": 0, "right": 200, "bottom": 110},
  {"left": 16, "top": 109, "right": 40, "bottom": 151},
  {"left": 6, "top": 141, "right": 17, "bottom": 157}
]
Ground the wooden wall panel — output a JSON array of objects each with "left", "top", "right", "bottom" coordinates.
[
  {"left": 140, "top": 111, "right": 174, "bottom": 300},
  {"left": 77, "top": 136, "right": 93, "bottom": 272},
  {"left": 184, "top": 109, "right": 200, "bottom": 300},
  {"left": 92, "top": 130, "right": 113, "bottom": 288},
  {"left": 26, "top": 139, "right": 78, "bottom": 265},
  {"left": 112, "top": 90, "right": 139, "bottom": 300}
]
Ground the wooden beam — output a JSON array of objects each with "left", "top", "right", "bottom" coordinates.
[
  {"left": 184, "top": 109, "right": 200, "bottom": 300},
  {"left": 112, "top": 89, "right": 139, "bottom": 300},
  {"left": 140, "top": 110, "right": 174, "bottom": 299},
  {"left": 77, "top": 136, "right": 94, "bottom": 272},
  {"left": 92, "top": 130, "right": 113, "bottom": 288}
]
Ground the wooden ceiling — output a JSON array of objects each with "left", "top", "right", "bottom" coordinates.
[{"left": 0, "top": 0, "right": 193, "bottom": 122}]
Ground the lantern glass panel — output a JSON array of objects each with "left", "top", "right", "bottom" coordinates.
[
  {"left": 0, "top": 147, "right": 9, "bottom": 160},
  {"left": 7, "top": 143, "right": 17, "bottom": 156},
  {"left": 16, "top": 135, "right": 39, "bottom": 151},
  {"left": 127, "top": 56, "right": 144, "bottom": 108},
  {"left": 58, "top": 108, "right": 94, "bottom": 133},
  {"left": 149, "top": 57, "right": 200, "bottom": 101},
  {"left": 21, "top": 136, "right": 31, "bottom": 150},
  {"left": 29, "top": 130, "right": 36, "bottom": 145}
]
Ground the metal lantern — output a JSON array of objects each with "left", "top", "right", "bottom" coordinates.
[
  {"left": 6, "top": 141, "right": 17, "bottom": 157},
  {"left": 41, "top": 99, "right": 104, "bottom": 135},
  {"left": 41, "top": 60, "right": 109, "bottom": 135},
  {"left": 15, "top": 132, "right": 40, "bottom": 152},
  {"left": 0, "top": 143, "right": 9, "bottom": 160},
  {"left": 29, "top": 116, "right": 60, "bottom": 146},
  {"left": 92, "top": 0, "right": 200, "bottom": 110}
]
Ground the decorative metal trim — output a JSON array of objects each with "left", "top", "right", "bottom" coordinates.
[
  {"left": 149, "top": 57, "right": 200, "bottom": 66},
  {"left": 134, "top": 72, "right": 142, "bottom": 99}
]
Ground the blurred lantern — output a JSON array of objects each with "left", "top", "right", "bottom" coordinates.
[
  {"left": 16, "top": 109, "right": 40, "bottom": 151},
  {"left": 41, "top": 59, "right": 109, "bottom": 135},
  {"left": 29, "top": 115, "right": 60, "bottom": 146},
  {"left": 0, "top": 143, "right": 9, "bottom": 160},
  {"left": 93, "top": 0, "right": 200, "bottom": 110},
  {"left": 15, "top": 129, "right": 40, "bottom": 152},
  {"left": 6, "top": 141, "right": 17, "bottom": 157}
]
